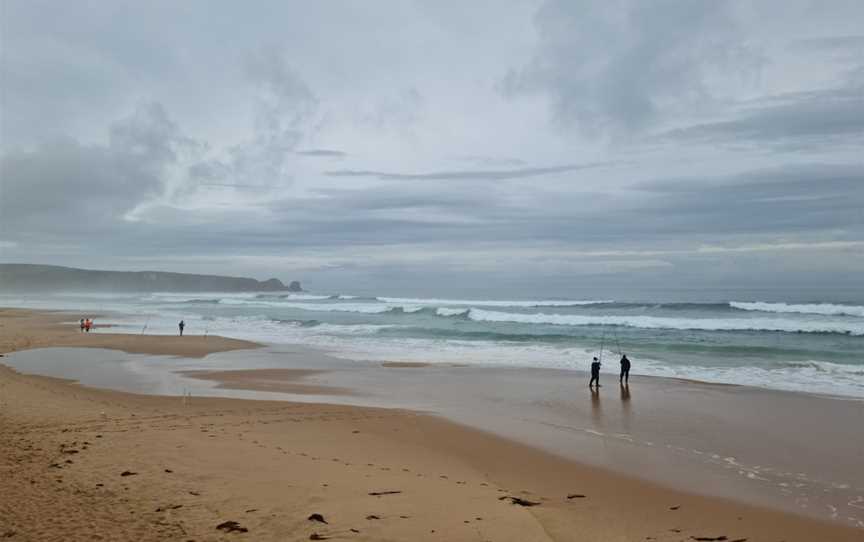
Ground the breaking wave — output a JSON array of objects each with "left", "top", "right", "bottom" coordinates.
[
  {"left": 377, "top": 297, "right": 613, "bottom": 307},
  {"left": 464, "top": 308, "right": 864, "bottom": 336},
  {"left": 730, "top": 301, "right": 864, "bottom": 318},
  {"left": 6, "top": 289, "right": 862, "bottom": 398}
]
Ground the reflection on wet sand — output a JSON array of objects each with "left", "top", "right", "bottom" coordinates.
[
  {"left": 620, "top": 382, "right": 632, "bottom": 432},
  {"left": 590, "top": 386, "right": 603, "bottom": 426}
]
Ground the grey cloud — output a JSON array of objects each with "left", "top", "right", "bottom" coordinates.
[
  {"left": 632, "top": 163, "right": 864, "bottom": 236},
  {"left": 502, "top": 0, "right": 748, "bottom": 134},
  {"left": 325, "top": 161, "right": 618, "bottom": 181},
  {"left": 641, "top": 163, "right": 863, "bottom": 194},
  {"left": 309, "top": 188, "right": 486, "bottom": 212},
  {"left": 245, "top": 49, "right": 317, "bottom": 135},
  {"left": 656, "top": 90, "right": 864, "bottom": 150},
  {"left": 453, "top": 155, "right": 527, "bottom": 167},
  {"left": 2, "top": 1, "right": 862, "bottom": 292},
  {"left": 324, "top": 163, "right": 864, "bottom": 245},
  {"left": 109, "top": 102, "right": 197, "bottom": 164},
  {"left": 125, "top": 161, "right": 862, "bottom": 256},
  {"left": 296, "top": 149, "right": 347, "bottom": 157},
  {"left": 790, "top": 35, "right": 864, "bottom": 52},
  {"left": 184, "top": 52, "right": 319, "bottom": 190},
  {"left": 788, "top": 34, "right": 864, "bottom": 87},
  {"left": 248, "top": 163, "right": 864, "bottom": 250},
  {"left": 357, "top": 88, "right": 424, "bottom": 131},
  {"left": 0, "top": 102, "right": 188, "bottom": 236}
]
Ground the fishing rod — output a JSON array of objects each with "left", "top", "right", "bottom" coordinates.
[{"left": 598, "top": 326, "right": 607, "bottom": 363}]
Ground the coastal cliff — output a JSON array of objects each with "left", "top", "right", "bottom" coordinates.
[{"left": 0, "top": 264, "right": 298, "bottom": 292}]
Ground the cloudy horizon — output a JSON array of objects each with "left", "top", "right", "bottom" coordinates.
[{"left": 1, "top": 1, "right": 862, "bottom": 297}]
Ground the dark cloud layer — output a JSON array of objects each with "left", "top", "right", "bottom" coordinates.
[
  {"left": 657, "top": 90, "right": 864, "bottom": 150},
  {"left": 791, "top": 35, "right": 864, "bottom": 52},
  {"left": 633, "top": 164, "right": 864, "bottom": 236},
  {"left": 325, "top": 161, "right": 618, "bottom": 181},
  {"left": 296, "top": 149, "right": 347, "bottom": 157}
]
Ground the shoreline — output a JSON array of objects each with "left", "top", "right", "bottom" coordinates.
[
  {"left": 1, "top": 308, "right": 862, "bottom": 540},
  {"left": 0, "top": 307, "right": 261, "bottom": 358},
  {"left": 3, "top": 304, "right": 861, "bottom": 401}
]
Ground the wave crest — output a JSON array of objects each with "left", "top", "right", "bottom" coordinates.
[
  {"left": 465, "top": 308, "right": 864, "bottom": 335},
  {"left": 730, "top": 301, "right": 864, "bottom": 317},
  {"left": 378, "top": 296, "right": 612, "bottom": 307}
]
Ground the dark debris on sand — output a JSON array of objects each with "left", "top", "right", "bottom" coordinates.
[
  {"left": 307, "top": 513, "right": 328, "bottom": 524},
  {"left": 215, "top": 520, "right": 248, "bottom": 533},
  {"left": 155, "top": 504, "right": 183, "bottom": 512},
  {"left": 499, "top": 496, "right": 540, "bottom": 507}
]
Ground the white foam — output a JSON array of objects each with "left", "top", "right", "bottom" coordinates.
[
  {"left": 4, "top": 292, "right": 863, "bottom": 398},
  {"left": 84, "top": 311, "right": 864, "bottom": 398},
  {"left": 436, "top": 307, "right": 470, "bottom": 317},
  {"left": 378, "top": 296, "right": 612, "bottom": 307},
  {"left": 145, "top": 292, "right": 261, "bottom": 303},
  {"left": 311, "top": 323, "right": 405, "bottom": 335},
  {"left": 466, "top": 308, "right": 864, "bottom": 335},
  {"left": 278, "top": 294, "right": 334, "bottom": 300},
  {"left": 731, "top": 301, "right": 864, "bottom": 318},
  {"left": 272, "top": 302, "right": 394, "bottom": 313}
]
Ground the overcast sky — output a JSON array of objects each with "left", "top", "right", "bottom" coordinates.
[{"left": 1, "top": 0, "right": 862, "bottom": 296}]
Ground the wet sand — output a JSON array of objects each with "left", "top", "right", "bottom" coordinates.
[
  {"left": 179, "top": 368, "right": 355, "bottom": 396},
  {"left": 172, "top": 349, "right": 864, "bottom": 528},
  {"left": 0, "top": 307, "right": 258, "bottom": 358},
  {"left": 1, "top": 308, "right": 862, "bottom": 541}
]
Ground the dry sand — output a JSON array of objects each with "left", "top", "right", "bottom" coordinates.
[{"left": 1, "top": 308, "right": 860, "bottom": 541}]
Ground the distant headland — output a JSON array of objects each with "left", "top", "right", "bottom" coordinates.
[{"left": 0, "top": 264, "right": 300, "bottom": 293}]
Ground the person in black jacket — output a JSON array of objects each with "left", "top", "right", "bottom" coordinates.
[
  {"left": 589, "top": 357, "right": 601, "bottom": 388},
  {"left": 619, "top": 354, "right": 631, "bottom": 385}
]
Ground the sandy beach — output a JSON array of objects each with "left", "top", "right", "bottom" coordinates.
[{"left": 1, "top": 308, "right": 861, "bottom": 541}]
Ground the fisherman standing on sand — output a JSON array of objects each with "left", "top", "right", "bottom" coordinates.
[
  {"left": 619, "top": 354, "right": 631, "bottom": 385},
  {"left": 589, "top": 357, "right": 601, "bottom": 388},
  {"left": 178, "top": 320, "right": 185, "bottom": 336}
]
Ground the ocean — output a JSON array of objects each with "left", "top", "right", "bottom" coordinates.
[{"left": 2, "top": 290, "right": 863, "bottom": 398}]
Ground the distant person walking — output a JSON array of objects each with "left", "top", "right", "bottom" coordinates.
[
  {"left": 80, "top": 318, "right": 85, "bottom": 333},
  {"left": 178, "top": 320, "right": 185, "bottom": 336},
  {"left": 589, "top": 357, "right": 601, "bottom": 388},
  {"left": 84, "top": 318, "right": 92, "bottom": 332},
  {"left": 619, "top": 354, "right": 631, "bottom": 385}
]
